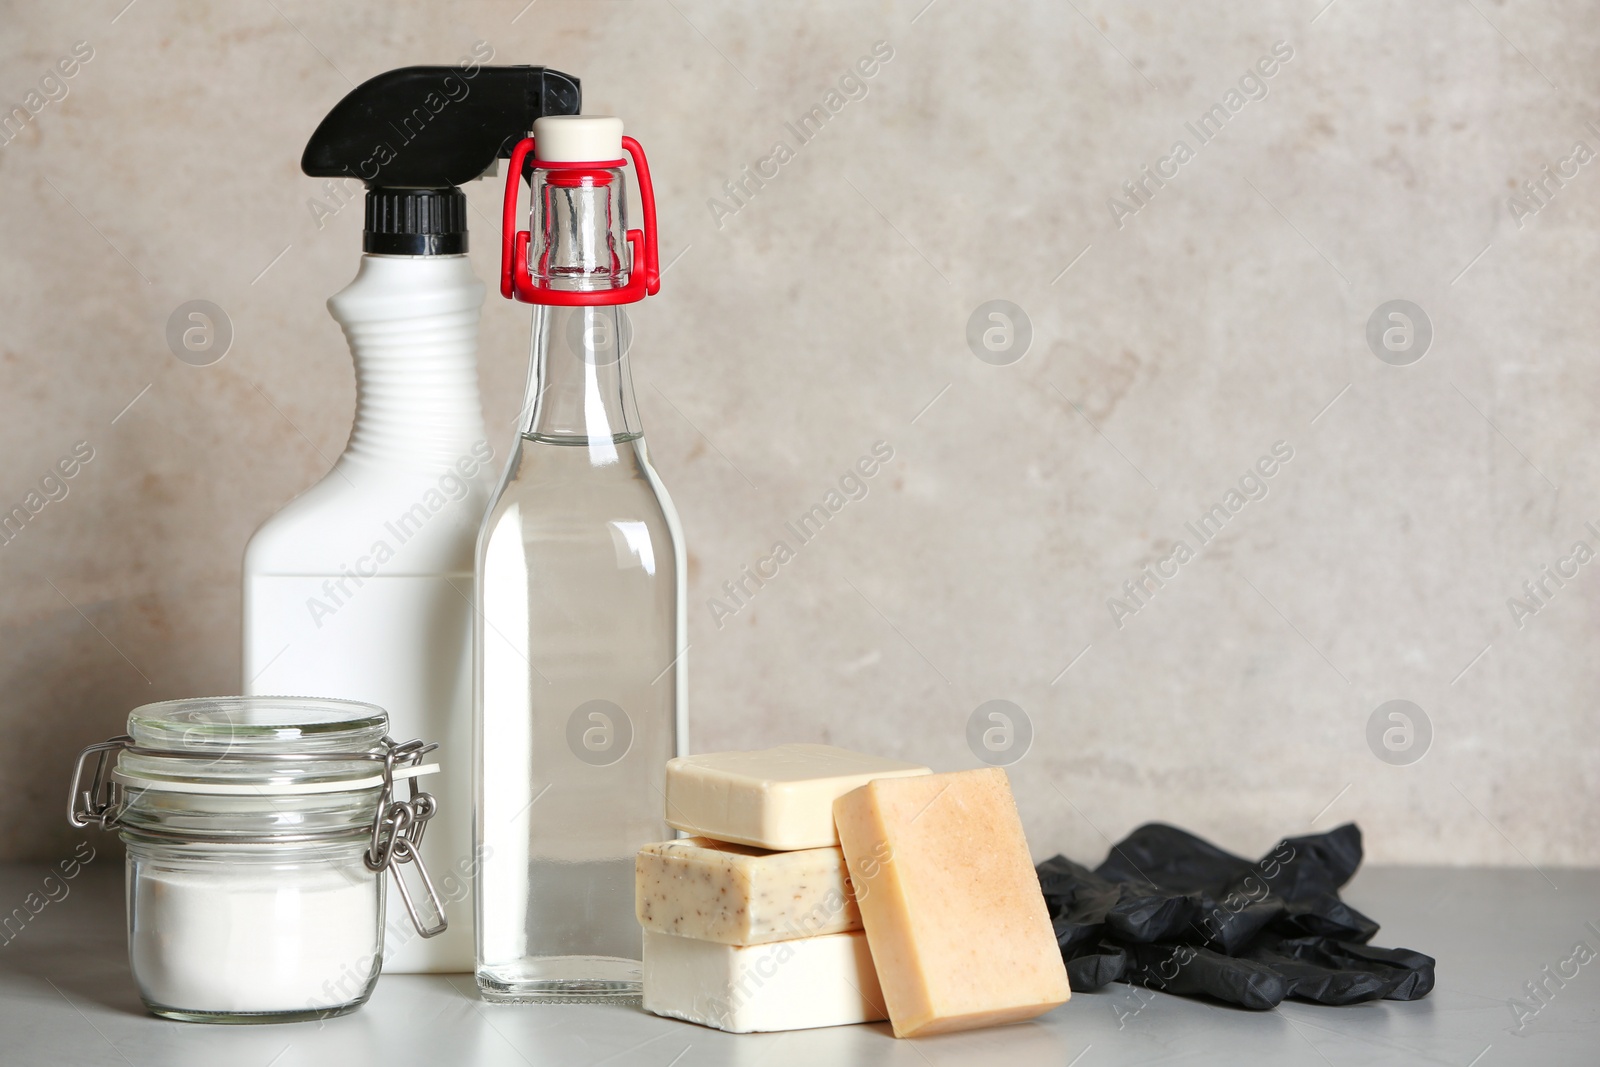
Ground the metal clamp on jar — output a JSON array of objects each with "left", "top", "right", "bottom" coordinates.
[{"left": 68, "top": 696, "right": 447, "bottom": 1023}]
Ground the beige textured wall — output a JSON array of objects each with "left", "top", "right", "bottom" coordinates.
[{"left": 2, "top": 0, "right": 1596, "bottom": 868}]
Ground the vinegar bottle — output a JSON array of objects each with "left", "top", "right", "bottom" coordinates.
[{"left": 475, "top": 116, "right": 685, "bottom": 1001}]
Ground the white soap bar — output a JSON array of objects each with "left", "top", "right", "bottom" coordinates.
[
  {"left": 636, "top": 837, "right": 859, "bottom": 945},
  {"left": 664, "top": 744, "right": 931, "bottom": 850},
  {"left": 642, "top": 929, "right": 886, "bottom": 1033}
]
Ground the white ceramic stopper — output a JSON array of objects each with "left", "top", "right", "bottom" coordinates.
[{"left": 533, "top": 115, "right": 624, "bottom": 162}]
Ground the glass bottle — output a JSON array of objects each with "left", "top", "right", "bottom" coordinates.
[{"left": 475, "top": 117, "right": 685, "bottom": 1002}]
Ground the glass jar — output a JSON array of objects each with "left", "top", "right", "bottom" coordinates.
[{"left": 69, "top": 696, "right": 446, "bottom": 1023}]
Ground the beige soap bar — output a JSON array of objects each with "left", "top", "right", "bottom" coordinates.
[
  {"left": 834, "top": 767, "right": 1070, "bottom": 1038},
  {"left": 636, "top": 837, "right": 861, "bottom": 945},
  {"left": 664, "top": 743, "right": 930, "bottom": 850}
]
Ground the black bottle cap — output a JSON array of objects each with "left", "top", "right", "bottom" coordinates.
[
  {"left": 364, "top": 188, "right": 468, "bottom": 255},
  {"left": 302, "top": 64, "right": 581, "bottom": 256}
]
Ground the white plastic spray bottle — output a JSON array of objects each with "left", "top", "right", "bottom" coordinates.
[{"left": 242, "top": 65, "right": 581, "bottom": 973}]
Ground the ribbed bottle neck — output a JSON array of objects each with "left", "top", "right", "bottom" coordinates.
[{"left": 331, "top": 255, "right": 488, "bottom": 470}]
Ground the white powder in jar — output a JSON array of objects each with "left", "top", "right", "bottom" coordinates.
[{"left": 130, "top": 858, "right": 381, "bottom": 1014}]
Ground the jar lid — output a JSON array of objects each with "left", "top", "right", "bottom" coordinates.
[
  {"left": 128, "top": 695, "right": 388, "bottom": 753},
  {"left": 67, "top": 696, "right": 433, "bottom": 841},
  {"left": 113, "top": 696, "right": 430, "bottom": 797}
]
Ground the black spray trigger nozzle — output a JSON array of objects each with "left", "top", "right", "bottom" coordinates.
[{"left": 301, "top": 63, "right": 581, "bottom": 255}]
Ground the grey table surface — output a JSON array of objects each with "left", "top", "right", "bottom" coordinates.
[{"left": 1, "top": 861, "right": 1595, "bottom": 1067}]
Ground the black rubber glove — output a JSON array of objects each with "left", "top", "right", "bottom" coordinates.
[{"left": 1036, "top": 823, "right": 1434, "bottom": 1010}]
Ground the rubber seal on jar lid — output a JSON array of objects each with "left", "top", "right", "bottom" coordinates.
[{"left": 112, "top": 761, "right": 440, "bottom": 796}]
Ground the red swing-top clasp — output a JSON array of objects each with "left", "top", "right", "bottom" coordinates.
[{"left": 499, "top": 135, "right": 660, "bottom": 306}]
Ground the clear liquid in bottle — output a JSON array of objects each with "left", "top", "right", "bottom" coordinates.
[{"left": 475, "top": 297, "right": 685, "bottom": 1000}]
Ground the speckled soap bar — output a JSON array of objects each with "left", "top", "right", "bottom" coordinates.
[{"left": 636, "top": 837, "right": 860, "bottom": 946}]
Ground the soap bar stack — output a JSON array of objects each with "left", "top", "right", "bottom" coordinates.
[
  {"left": 637, "top": 744, "right": 929, "bottom": 1033},
  {"left": 638, "top": 743, "right": 1073, "bottom": 1038}
]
